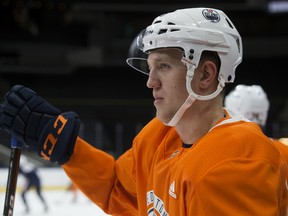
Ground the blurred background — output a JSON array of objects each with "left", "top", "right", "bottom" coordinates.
[{"left": 1, "top": 0, "right": 288, "bottom": 166}]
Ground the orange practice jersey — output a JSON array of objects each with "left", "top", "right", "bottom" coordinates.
[
  {"left": 273, "top": 139, "right": 288, "bottom": 166},
  {"left": 63, "top": 109, "right": 288, "bottom": 215}
]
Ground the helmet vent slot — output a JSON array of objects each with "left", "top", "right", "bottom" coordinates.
[
  {"left": 158, "top": 29, "right": 168, "bottom": 34},
  {"left": 225, "top": 18, "right": 234, "bottom": 29},
  {"left": 236, "top": 38, "right": 241, "bottom": 53},
  {"left": 158, "top": 28, "right": 180, "bottom": 35},
  {"left": 167, "top": 22, "right": 176, "bottom": 25}
]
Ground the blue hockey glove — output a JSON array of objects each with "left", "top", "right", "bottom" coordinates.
[{"left": 0, "top": 85, "right": 80, "bottom": 164}]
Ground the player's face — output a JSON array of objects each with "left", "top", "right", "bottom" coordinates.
[{"left": 146, "top": 48, "right": 188, "bottom": 123}]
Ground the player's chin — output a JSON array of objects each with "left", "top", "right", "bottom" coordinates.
[{"left": 155, "top": 111, "right": 171, "bottom": 124}]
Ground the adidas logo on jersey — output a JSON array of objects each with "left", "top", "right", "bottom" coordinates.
[{"left": 169, "top": 181, "right": 177, "bottom": 199}]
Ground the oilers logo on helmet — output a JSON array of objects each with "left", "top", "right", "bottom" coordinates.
[{"left": 202, "top": 9, "right": 220, "bottom": 23}]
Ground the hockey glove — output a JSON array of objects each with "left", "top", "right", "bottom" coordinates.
[{"left": 0, "top": 85, "right": 80, "bottom": 164}]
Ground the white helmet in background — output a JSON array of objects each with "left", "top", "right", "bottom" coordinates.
[
  {"left": 127, "top": 8, "right": 243, "bottom": 126},
  {"left": 224, "top": 84, "right": 270, "bottom": 126}
]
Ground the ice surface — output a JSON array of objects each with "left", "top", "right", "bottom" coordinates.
[
  {"left": 0, "top": 189, "right": 111, "bottom": 216},
  {"left": 0, "top": 168, "right": 111, "bottom": 216}
]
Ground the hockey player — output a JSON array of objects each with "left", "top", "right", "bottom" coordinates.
[
  {"left": 224, "top": 84, "right": 270, "bottom": 130},
  {"left": 0, "top": 7, "right": 287, "bottom": 215},
  {"left": 224, "top": 84, "right": 288, "bottom": 164},
  {"left": 19, "top": 155, "right": 49, "bottom": 213}
]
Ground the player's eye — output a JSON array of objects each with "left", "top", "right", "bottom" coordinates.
[{"left": 159, "top": 63, "right": 170, "bottom": 71}]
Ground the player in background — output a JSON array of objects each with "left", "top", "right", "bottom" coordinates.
[
  {"left": 66, "top": 182, "right": 79, "bottom": 203},
  {"left": 55, "top": 181, "right": 80, "bottom": 205},
  {"left": 0, "top": 7, "right": 288, "bottom": 215},
  {"left": 19, "top": 154, "right": 49, "bottom": 213},
  {"left": 224, "top": 84, "right": 288, "bottom": 163}
]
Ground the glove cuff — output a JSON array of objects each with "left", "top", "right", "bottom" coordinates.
[{"left": 38, "top": 111, "right": 80, "bottom": 164}]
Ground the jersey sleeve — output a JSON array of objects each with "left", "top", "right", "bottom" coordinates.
[{"left": 62, "top": 137, "right": 138, "bottom": 215}]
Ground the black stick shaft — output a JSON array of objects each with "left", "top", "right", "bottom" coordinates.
[{"left": 2, "top": 146, "right": 21, "bottom": 216}]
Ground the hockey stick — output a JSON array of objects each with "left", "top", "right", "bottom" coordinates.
[{"left": 3, "top": 137, "right": 23, "bottom": 216}]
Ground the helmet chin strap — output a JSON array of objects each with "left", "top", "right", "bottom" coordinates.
[
  {"left": 164, "top": 93, "right": 196, "bottom": 127},
  {"left": 164, "top": 60, "right": 225, "bottom": 127}
]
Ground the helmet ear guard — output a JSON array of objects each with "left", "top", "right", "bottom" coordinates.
[{"left": 224, "top": 84, "right": 270, "bottom": 127}]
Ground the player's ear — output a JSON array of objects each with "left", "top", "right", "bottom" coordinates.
[{"left": 199, "top": 60, "right": 218, "bottom": 89}]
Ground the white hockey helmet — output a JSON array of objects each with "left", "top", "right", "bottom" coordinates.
[
  {"left": 127, "top": 8, "right": 243, "bottom": 126},
  {"left": 127, "top": 7, "right": 243, "bottom": 83},
  {"left": 224, "top": 84, "right": 270, "bottom": 126}
]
